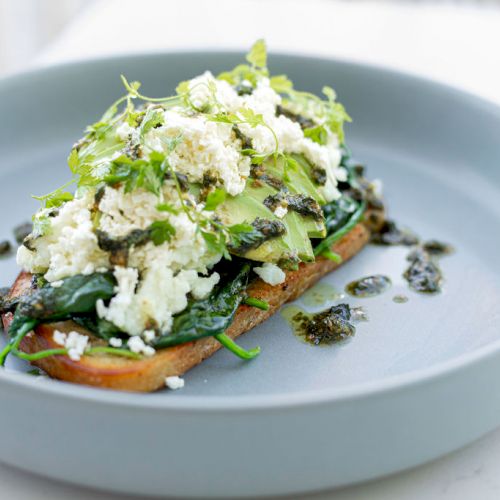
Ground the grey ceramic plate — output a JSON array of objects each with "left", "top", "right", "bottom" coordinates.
[{"left": 0, "top": 52, "right": 499, "bottom": 498}]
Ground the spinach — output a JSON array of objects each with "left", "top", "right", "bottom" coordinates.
[
  {"left": 154, "top": 263, "right": 259, "bottom": 359},
  {"left": 0, "top": 273, "right": 118, "bottom": 365},
  {"left": 16, "top": 273, "right": 116, "bottom": 320},
  {"left": 322, "top": 196, "right": 359, "bottom": 234},
  {"left": 71, "top": 315, "right": 122, "bottom": 341},
  {"left": 314, "top": 200, "right": 366, "bottom": 259}
]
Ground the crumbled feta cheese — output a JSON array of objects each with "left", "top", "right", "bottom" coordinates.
[
  {"left": 253, "top": 263, "right": 286, "bottom": 286},
  {"left": 51, "top": 280, "right": 63, "bottom": 288},
  {"left": 53, "top": 330, "right": 67, "bottom": 347},
  {"left": 17, "top": 192, "right": 109, "bottom": 282},
  {"left": 274, "top": 206, "right": 288, "bottom": 219},
  {"left": 184, "top": 74, "right": 345, "bottom": 202},
  {"left": 188, "top": 71, "right": 240, "bottom": 111},
  {"left": 109, "top": 337, "right": 123, "bottom": 348},
  {"left": 96, "top": 267, "right": 144, "bottom": 335},
  {"left": 96, "top": 204, "right": 221, "bottom": 337},
  {"left": 116, "top": 122, "right": 135, "bottom": 141},
  {"left": 143, "top": 330, "right": 156, "bottom": 343},
  {"left": 183, "top": 271, "right": 220, "bottom": 300},
  {"left": 165, "top": 375, "right": 185, "bottom": 390},
  {"left": 143, "top": 346, "right": 156, "bottom": 357},
  {"left": 145, "top": 110, "right": 250, "bottom": 196},
  {"left": 300, "top": 136, "right": 343, "bottom": 202},
  {"left": 128, "top": 336, "right": 155, "bottom": 357},
  {"left": 52, "top": 330, "right": 89, "bottom": 361},
  {"left": 370, "top": 179, "right": 383, "bottom": 198}
]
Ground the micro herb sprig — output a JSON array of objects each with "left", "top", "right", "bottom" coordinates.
[
  {"left": 32, "top": 180, "right": 75, "bottom": 208},
  {"left": 120, "top": 75, "right": 184, "bottom": 105},
  {"left": 217, "top": 39, "right": 269, "bottom": 86}
]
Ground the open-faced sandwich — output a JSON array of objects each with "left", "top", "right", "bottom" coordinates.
[{"left": 0, "top": 41, "right": 384, "bottom": 392}]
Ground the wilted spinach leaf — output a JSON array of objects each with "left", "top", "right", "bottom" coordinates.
[{"left": 154, "top": 263, "right": 251, "bottom": 348}]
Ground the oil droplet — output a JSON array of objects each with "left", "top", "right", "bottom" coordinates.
[{"left": 301, "top": 282, "right": 344, "bottom": 307}]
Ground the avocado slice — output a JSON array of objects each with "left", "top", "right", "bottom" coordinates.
[
  {"left": 218, "top": 179, "right": 315, "bottom": 263},
  {"left": 264, "top": 158, "right": 326, "bottom": 239},
  {"left": 218, "top": 191, "right": 291, "bottom": 263},
  {"left": 264, "top": 157, "right": 325, "bottom": 204}
]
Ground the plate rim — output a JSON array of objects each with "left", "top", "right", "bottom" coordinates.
[{"left": 1, "top": 50, "right": 499, "bottom": 412}]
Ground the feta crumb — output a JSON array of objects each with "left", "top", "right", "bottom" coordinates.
[
  {"left": 116, "top": 122, "right": 135, "bottom": 140},
  {"left": 109, "top": 337, "right": 123, "bottom": 348},
  {"left": 51, "top": 280, "right": 63, "bottom": 288},
  {"left": 165, "top": 376, "right": 185, "bottom": 390},
  {"left": 128, "top": 336, "right": 156, "bottom": 357},
  {"left": 253, "top": 263, "right": 286, "bottom": 286},
  {"left": 52, "top": 330, "right": 89, "bottom": 361},
  {"left": 370, "top": 179, "right": 383, "bottom": 198},
  {"left": 143, "top": 329, "right": 156, "bottom": 343},
  {"left": 52, "top": 330, "right": 67, "bottom": 346},
  {"left": 17, "top": 192, "right": 109, "bottom": 281},
  {"left": 146, "top": 110, "right": 250, "bottom": 196},
  {"left": 273, "top": 205, "right": 288, "bottom": 219},
  {"left": 143, "top": 345, "right": 156, "bottom": 357}
]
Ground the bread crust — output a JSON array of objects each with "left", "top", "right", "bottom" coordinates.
[{"left": 2, "top": 224, "right": 369, "bottom": 392}]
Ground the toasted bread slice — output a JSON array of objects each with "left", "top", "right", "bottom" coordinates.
[{"left": 2, "top": 223, "right": 369, "bottom": 392}]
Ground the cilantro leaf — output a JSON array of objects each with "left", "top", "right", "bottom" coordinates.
[
  {"left": 33, "top": 181, "right": 75, "bottom": 208},
  {"left": 322, "top": 86, "right": 351, "bottom": 144},
  {"left": 204, "top": 189, "right": 226, "bottom": 211},
  {"left": 238, "top": 108, "right": 265, "bottom": 128},
  {"left": 139, "top": 107, "right": 164, "bottom": 139},
  {"left": 149, "top": 220, "right": 176, "bottom": 245},
  {"left": 67, "top": 149, "right": 80, "bottom": 173},
  {"left": 246, "top": 39, "right": 267, "bottom": 69},
  {"left": 156, "top": 203, "right": 179, "bottom": 215},
  {"left": 201, "top": 230, "right": 230, "bottom": 260},
  {"left": 303, "top": 125, "right": 328, "bottom": 145},
  {"left": 270, "top": 74, "right": 293, "bottom": 94}
]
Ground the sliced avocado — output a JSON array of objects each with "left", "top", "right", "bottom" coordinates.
[
  {"left": 264, "top": 157, "right": 325, "bottom": 204},
  {"left": 218, "top": 192, "right": 291, "bottom": 263},
  {"left": 244, "top": 182, "right": 315, "bottom": 262},
  {"left": 218, "top": 180, "right": 314, "bottom": 263},
  {"left": 290, "top": 153, "right": 327, "bottom": 189},
  {"left": 263, "top": 158, "right": 326, "bottom": 239}
]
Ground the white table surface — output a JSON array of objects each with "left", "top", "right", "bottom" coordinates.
[{"left": 3, "top": 1, "right": 500, "bottom": 498}]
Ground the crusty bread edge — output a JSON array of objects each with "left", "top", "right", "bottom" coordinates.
[{"left": 2, "top": 223, "right": 369, "bottom": 392}]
